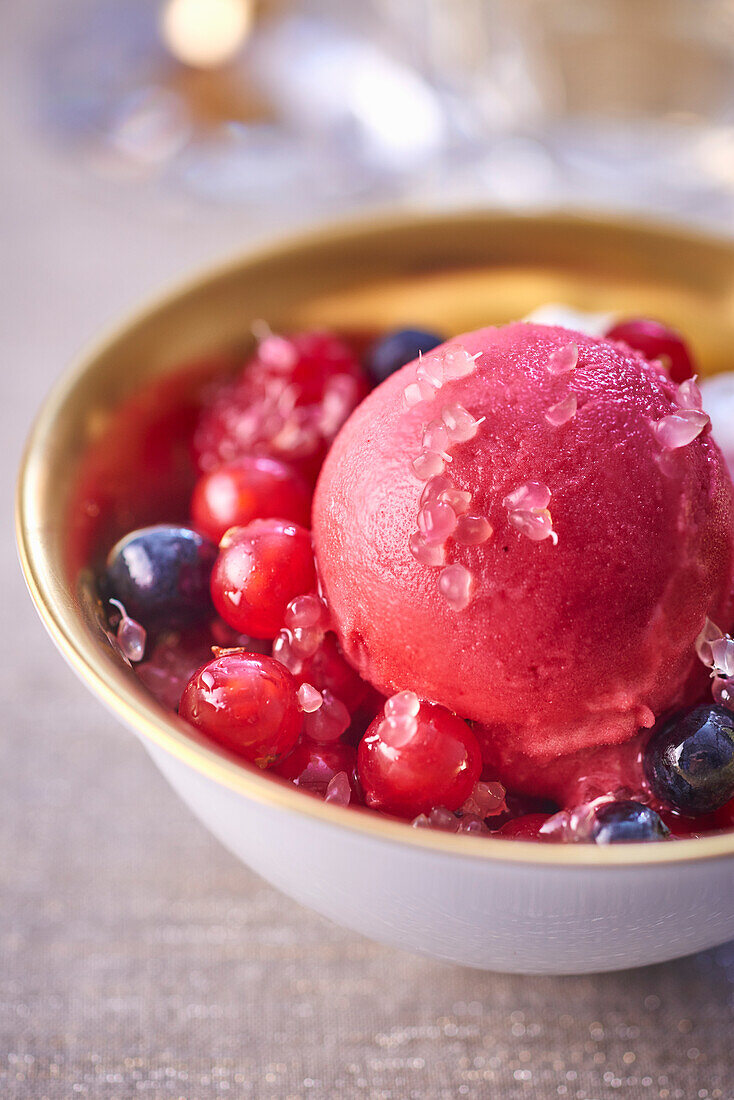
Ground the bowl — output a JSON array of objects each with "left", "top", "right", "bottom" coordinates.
[{"left": 17, "top": 211, "right": 734, "bottom": 974}]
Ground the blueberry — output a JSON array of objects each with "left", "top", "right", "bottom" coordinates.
[
  {"left": 103, "top": 525, "right": 217, "bottom": 626},
  {"left": 644, "top": 704, "right": 734, "bottom": 816},
  {"left": 366, "top": 328, "right": 444, "bottom": 385},
  {"left": 588, "top": 800, "right": 670, "bottom": 844}
]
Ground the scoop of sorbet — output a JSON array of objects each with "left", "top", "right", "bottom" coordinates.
[{"left": 313, "top": 323, "right": 734, "bottom": 762}]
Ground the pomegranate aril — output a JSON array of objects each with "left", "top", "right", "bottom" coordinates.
[
  {"left": 297, "top": 682, "right": 323, "bottom": 713},
  {"left": 108, "top": 599, "right": 146, "bottom": 663},
  {"left": 409, "top": 532, "right": 446, "bottom": 568},
  {"left": 303, "top": 690, "right": 351, "bottom": 743},
  {"left": 438, "top": 563, "right": 474, "bottom": 611},
  {"left": 417, "top": 498, "right": 458, "bottom": 545},
  {"left": 454, "top": 514, "right": 492, "bottom": 545},
  {"left": 461, "top": 780, "right": 506, "bottom": 818},
  {"left": 324, "top": 771, "right": 352, "bottom": 806},
  {"left": 441, "top": 403, "right": 482, "bottom": 443}
]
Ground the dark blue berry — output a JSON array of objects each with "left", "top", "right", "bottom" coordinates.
[
  {"left": 588, "top": 800, "right": 670, "bottom": 844},
  {"left": 644, "top": 704, "right": 734, "bottom": 816},
  {"left": 103, "top": 525, "right": 217, "bottom": 626},
  {"left": 366, "top": 328, "right": 444, "bottom": 385}
]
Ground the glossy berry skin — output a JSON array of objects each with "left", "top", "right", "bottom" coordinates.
[
  {"left": 357, "top": 702, "right": 482, "bottom": 819},
  {"left": 606, "top": 318, "right": 695, "bottom": 384},
  {"left": 644, "top": 704, "right": 734, "bottom": 816},
  {"left": 179, "top": 652, "right": 301, "bottom": 767},
  {"left": 497, "top": 814, "right": 551, "bottom": 839},
  {"left": 587, "top": 800, "right": 670, "bottom": 844},
  {"left": 103, "top": 525, "right": 217, "bottom": 625},
  {"left": 366, "top": 328, "right": 443, "bottom": 386},
  {"left": 211, "top": 519, "right": 316, "bottom": 639},
  {"left": 191, "top": 455, "right": 311, "bottom": 543},
  {"left": 274, "top": 737, "right": 357, "bottom": 796}
]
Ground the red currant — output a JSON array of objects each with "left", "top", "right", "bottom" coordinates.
[
  {"left": 180, "top": 652, "right": 301, "bottom": 767},
  {"left": 211, "top": 519, "right": 316, "bottom": 638},
  {"left": 274, "top": 737, "right": 357, "bottom": 797},
  {"left": 193, "top": 330, "right": 368, "bottom": 482},
  {"left": 606, "top": 318, "right": 695, "bottom": 384},
  {"left": 191, "top": 455, "right": 311, "bottom": 543},
  {"left": 497, "top": 814, "right": 551, "bottom": 839},
  {"left": 357, "top": 696, "right": 482, "bottom": 819}
]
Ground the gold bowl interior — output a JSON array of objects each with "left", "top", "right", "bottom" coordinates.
[{"left": 17, "top": 211, "right": 734, "bottom": 866}]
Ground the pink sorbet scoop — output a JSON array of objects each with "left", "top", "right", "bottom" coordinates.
[{"left": 313, "top": 323, "right": 734, "bottom": 763}]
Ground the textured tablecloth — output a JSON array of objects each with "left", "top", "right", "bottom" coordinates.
[{"left": 2, "top": 6, "right": 734, "bottom": 1099}]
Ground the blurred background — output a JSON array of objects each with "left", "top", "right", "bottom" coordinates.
[
  {"left": 4, "top": 3, "right": 734, "bottom": 1097},
  {"left": 22, "top": 0, "right": 734, "bottom": 229}
]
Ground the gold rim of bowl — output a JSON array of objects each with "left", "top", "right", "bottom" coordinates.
[{"left": 16, "top": 208, "right": 734, "bottom": 868}]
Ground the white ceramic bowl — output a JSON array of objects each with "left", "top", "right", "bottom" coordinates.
[{"left": 17, "top": 212, "right": 734, "bottom": 973}]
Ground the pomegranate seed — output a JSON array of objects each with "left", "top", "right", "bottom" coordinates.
[
  {"left": 191, "top": 455, "right": 311, "bottom": 542},
  {"left": 274, "top": 737, "right": 357, "bottom": 797},
  {"left": 211, "top": 519, "right": 316, "bottom": 639},
  {"left": 606, "top": 318, "right": 696, "bottom": 384},
  {"left": 179, "top": 652, "right": 301, "bottom": 767},
  {"left": 303, "top": 689, "right": 351, "bottom": 743},
  {"left": 357, "top": 699, "right": 482, "bottom": 819}
]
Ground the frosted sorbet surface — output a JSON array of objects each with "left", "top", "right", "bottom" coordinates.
[{"left": 313, "top": 323, "right": 734, "bottom": 760}]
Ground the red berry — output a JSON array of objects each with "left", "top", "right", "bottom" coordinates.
[
  {"left": 180, "top": 652, "right": 301, "bottom": 767},
  {"left": 274, "top": 737, "right": 357, "bottom": 797},
  {"left": 497, "top": 813, "right": 551, "bottom": 839},
  {"left": 191, "top": 455, "right": 311, "bottom": 543},
  {"left": 606, "top": 318, "right": 695, "bottom": 384},
  {"left": 193, "top": 330, "right": 368, "bottom": 482},
  {"left": 298, "top": 632, "right": 368, "bottom": 711},
  {"left": 211, "top": 519, "right": 316, "bottom": 638},
  {"left": 357, "top": 698, "right": 482, "bottom": 819}
]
